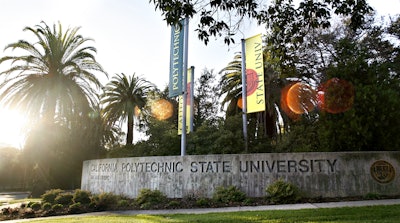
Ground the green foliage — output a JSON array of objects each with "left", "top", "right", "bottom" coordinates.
[
  {"left": 135, "top": 189, "right": 167, "bottom": 209},
  {"left": 166, "top": 200, "right": 180, "bottom": 208},
  {"left": 188, "top": 115, "right": 245, "bottom": 155},
  {"left": 73, "top": 189, "right": 92, "bottom": 205},
  {"left": 20, "top": 207, "right": 35, "bottom": 218},
  {"left": 266, "top": 179, "right": 302, "bottom": 204},
  {"left": 128, "top": 111, "right": 180, "bottom": 157},
  {"left": 266, "top": 16, "right": 400, "bottom": 152},
  {"left": 187, "top": 120, "right": 223, "bottom": 155},
  {"left": 212, "top": 186, "right": 246, "bottom": 204},
  {"left": 117, "top": 199, "right": 130, "bottom": 208},
  {"left": 243, "top": 198, "right": 254, "bottom": 206},
  {"left": 51, "top": 204, "right": 64, "bottom": 212},
  {"left": 313, "top": 21, "right": 400, "bottom": 151},
  {"left": 91, "top": 192, "right": 119, "bottom": 211},
  {"left": 55, "top": 193, "right": 73, "bottom": 206},
  {"left": 151, "top": 0, "right": 372, "bottom": 45},
  {"left": 41, "top": 189, "right": 64, "bottom": 205},
  {"left": 30, "top": 202, "right": 41, "bottom": 211},
  {"left": 364, "top": 193, "right": 382, "bottom": 200},
  {"left": 0, "top": 21, "right": 107, "bottom": 192},
  {"left": 41, "top": 202, "right": 52, "bottom": 211},
  {"left": 26, "top": 201, "right": 35, "bottom": 208},
  {"left": 196, "top": 198, "right": 211, "bottom": 207},
  {"left": 101, "top": 73, "right": 154, "bottom": 145},
  {"left": 68, "top": 202, "right": 83, "bottom": 214},
  {"left": 193, "top": 68, "right": 221, "bottom": 127},
  {"left": 275, "top": 115, "right": 324, "bottom": 153}
]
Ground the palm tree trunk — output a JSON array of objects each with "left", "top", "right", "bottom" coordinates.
[
  {"left": 44, "top": 96, "right": 57, "bottom": 124},
  {"left": 126, "top": 112, "right": 134, "bottom": 145}
]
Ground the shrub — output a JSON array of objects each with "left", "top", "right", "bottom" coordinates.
[
  {"left": 243, "top": 198, "right": 254, "bottom": 206},
  {"left": 364, "top": 193, "right": 381, "bottom": 200},
  {"left": 42, "top": 202, "right": 52, "bottom": 211},
  {"left": 92, "top": 192, "right": 119, "bottom": 211},
  {"left": 196, "top": 198, "right": 210, "bottom": 207},
  {"left": 51, "top": 204, "right": 64, "bottom": 212},
  {"left": 87, "top": 201, "right": 97, "bottom": 211},
  {"left": 1, "top": 207, "right": 14, "bottom": 216},
  {"left": 117, "top": 199, "right": 130, "bottom": 208},
  {"left": 135, "top": 189, "right": 167, "bottom": 209},
  {"left": 41, "top": 189, "right": 64, "bottom": 205},
  {"left": 212, "top": 186, "right": 246, "bottom": 204},
  {"left": 167, "top": 200, "right": 180, "bottom": 208},
  {"left": 183, "top": 189, "right": 206, "bottom": 202},
  {"left": 266, "top": 179, "right": 302, "bottom": 204},
  {"left": 20, "top": 207, "right": 35, "bottom": 218},
  {"left": 68, "top": 202, "right": 83, "bottom": 214},
  {"left": 73, "top": 189, "right": 92, "bottom": 205},
  {"left": 55, "top": 193, "right": 73, "bottom": 206},
  {"left": 30, "top": 202, "right": 41, "bottom": 211},
  {"left": 26, "top": 201, "right": 35, "bottom": 208}
]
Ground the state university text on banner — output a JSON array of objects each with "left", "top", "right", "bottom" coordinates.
[{"left": 245, "top": 34, "right": 265, "bottom": 113}]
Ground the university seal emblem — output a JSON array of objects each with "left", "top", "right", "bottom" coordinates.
[{"left": 370, "top": 160, "right": 395, "bottom": 184}]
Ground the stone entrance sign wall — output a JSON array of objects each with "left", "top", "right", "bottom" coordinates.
[{"left": 81, "top": 152, "right": 399, "bottom": 198}]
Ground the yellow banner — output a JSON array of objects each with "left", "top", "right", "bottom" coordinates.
[
  {"left": 245, "top": 34, "right": 265, "bottom": 113},
  {"left": 178, "top": 68, "right": 193, "bottom": 135}
]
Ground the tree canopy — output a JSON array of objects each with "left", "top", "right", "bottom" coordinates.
[
  {"left": 101, "top": 73, "right": 154, "bottom": 145},
  {"left": 150, "top": 0, "right": 373, "bottom": 45},
  {"left": 0, "top": 21, "right": 106, "bottom": 124}
]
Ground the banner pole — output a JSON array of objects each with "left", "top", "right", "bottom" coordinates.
[
  {"left": 241, "top": 39, "right": 249, "bottom": 153},
  {"left": 181, "top": 17, "right": 189, "bottom": 156},
  {"left": 189, "top": 66, "right": 195, "bottom": 133}
]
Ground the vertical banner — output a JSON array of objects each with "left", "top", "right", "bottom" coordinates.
[
  {"left": 169, "top": 20, "right": 184, "bottom": 97},
  {"left": 178, "top": 67, "right": 194, "bottom": 135},
  {"left": 245, "top": 34, "right": 265, "bottom": 113}
]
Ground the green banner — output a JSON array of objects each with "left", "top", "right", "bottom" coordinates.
[{"left": 169, "top": 20, "right": 184, "bottom": 97}]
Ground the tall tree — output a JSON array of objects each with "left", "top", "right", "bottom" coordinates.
[
  {"left": 0, "top": 22, "right": 106, "bottom": 124},
  {"left": 273, "top": 15, "right": 400, "bottom": 152},
  {"left": 218, "top": 53, "right": 243, "bottom": 117},
  {"left": 101, "top": 73, "right": 153, "bottom": 145},
  {"left": 194, "top": 68, "right": 220, "bottom": 127},
  {"left": 0, "top": 22, "right": 107, "bottom": 193}
]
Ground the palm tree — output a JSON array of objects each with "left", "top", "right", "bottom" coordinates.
[
  {"left": 0, "top": 22, "right": 106, "bottom": 124},
  {"left": 101, "top": 73, "right": 153, "bottom": 145},
  {"left": 218, "top": 53, "right": 243, "bottom": 116},
  {"left": 219, "top": 52, "right": 282, "bottom": 140},
  {"left": 0, "top": 22, "right": 107, "bottom": 193}
]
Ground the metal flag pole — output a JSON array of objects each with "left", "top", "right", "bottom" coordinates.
[
  {"left": 181, "top": 17, "right": 189, "bottom": 156},
  {"left": 241, "top": 39, "right": 249, "bottom": 153},
  {"left": 189, "top": 66, "right": 195, "bottom": 133}
]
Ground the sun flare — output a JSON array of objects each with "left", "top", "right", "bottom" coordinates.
[{"left": 0, "top": 109, "right": 27, "bottom": 149}]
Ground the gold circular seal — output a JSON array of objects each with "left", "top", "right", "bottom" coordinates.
[{"left": 370, "top": 160, "right": 396, "bottom": 184}]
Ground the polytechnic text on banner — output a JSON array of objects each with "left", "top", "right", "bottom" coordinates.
[
  {"left": 245, "top": 34, "right": 265, "bottom": 113},
  {"left": 169, "top": 20, "right": 184, "bottom": 97},
  {"left": 178, "top": 67, "right": 193, "bottom": 135}
]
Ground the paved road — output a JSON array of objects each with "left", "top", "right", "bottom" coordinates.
[
  {"left": 2, "top": 199, "right": 400, "bottom": 223},
  {"left": 0, "top": 192, "right": 30, "bottom": 205}
]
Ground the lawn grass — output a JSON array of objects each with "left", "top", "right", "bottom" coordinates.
[
  {"left": 26, "top": 204, "right": 400, "bottom": 223},
  {"left": 8, "top": 198, "right": 41, "bottom": 204}
]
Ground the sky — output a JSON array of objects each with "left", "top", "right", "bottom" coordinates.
[
  {"left": 0, "top": 0, "right": 399, "bottom": 148},
  {"left": 0, "top": 0, "right": 259, "bottom": 88}
]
